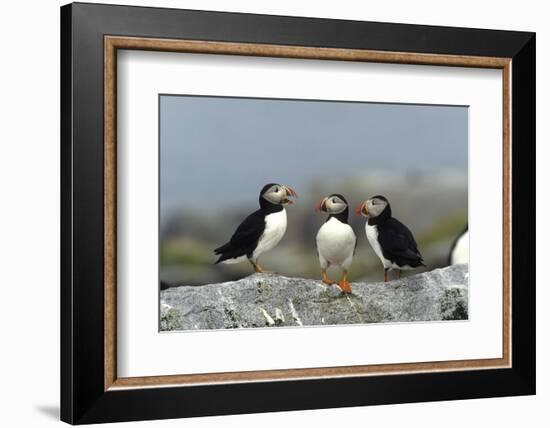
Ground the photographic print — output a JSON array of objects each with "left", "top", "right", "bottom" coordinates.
[{"left": 159, "top": 95, "right": 469, "bottom": 331}]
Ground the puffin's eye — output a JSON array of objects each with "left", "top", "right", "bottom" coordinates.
[
  {"left": 274, "top": 187, "right": 279, "bottom": 192},
  {"left": 332, "top": 198, "right": 337, "bottom": 204}
]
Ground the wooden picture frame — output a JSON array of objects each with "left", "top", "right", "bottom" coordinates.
[{"left": 61, "top": 2, "right": 535, "bottom": 424}]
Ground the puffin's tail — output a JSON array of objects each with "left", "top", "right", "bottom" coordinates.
[
  {"left": 415, "top": 248, "right": 426, "bottom": 267},
  {"left": 213, "top": 242, "right": 232, "bottom": 264}
]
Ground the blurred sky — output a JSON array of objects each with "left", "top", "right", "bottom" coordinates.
[{"left": 160, "top": 95, "right": 468, "bottom": 220}]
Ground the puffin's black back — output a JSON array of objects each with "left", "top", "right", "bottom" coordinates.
[
  {"left": 213, "top": 210, "right": 266, "bottom": 263},
  {"left": 369, "top": 196, "right": 424, "bottom": 268},
  {"left": 214, "top": 183, "right": 281, "bottom": 263},
  {"left": 377, "top": 218, "right": 424, "bottom": 268}
]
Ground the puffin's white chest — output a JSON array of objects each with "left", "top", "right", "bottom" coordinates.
[
  {"left": 451, "top": 230, "right": 469, "bottom": 265},
  {"left": 316, "top": 217, "right": 356, "bottom": 264},
  {"left": 253, "top": 209, "right": 287, "bottom": 259},
  {"left": 365, "top": 223, "right": 391, "bottom": 268}
]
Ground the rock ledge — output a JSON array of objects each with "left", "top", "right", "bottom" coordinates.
[{"left": 160, "top": 264, "right": 469, "bottom": 331}]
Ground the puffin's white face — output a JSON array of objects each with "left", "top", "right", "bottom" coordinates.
[
  {"left": 356, "top": 197, "right": 388, "bottom": 218},
  {"left": 262, "top": 184, "right": 298, "bottom": 205},
  {"left": 316, "top": 195, "right": 348, "bottom": 214}
]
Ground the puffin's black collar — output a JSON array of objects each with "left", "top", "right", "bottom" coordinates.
[
  {"left": 259, "top": 198, "right": 284, "bottom": 213},
  {"left": 327, "top": 207, "right": 349, "bottom": 224},
  {"left": 368, "top": 204, "right": 391, "bottom": 225}
]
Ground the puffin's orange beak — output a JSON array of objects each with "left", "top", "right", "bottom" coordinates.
[
  {"left": 316, "top": 197, "right": 328, "bottom": 212},
  {"left": 355, "top": 200, "right": 368, "bottom": 216},
  {"left": 282, "top": 185, "right": 298, "bottom": 204}
]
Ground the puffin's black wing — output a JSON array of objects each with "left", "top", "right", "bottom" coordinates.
[
  {"left": 378, "top": 218, "right": 424, "bottom": 267},
  {"left": 214, "top": 210, "right": 266, "bottom": 263}
]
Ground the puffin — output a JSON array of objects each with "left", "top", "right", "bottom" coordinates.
[
  {"left": 315, "top": 194, "right": 357, "bottom": 294},
  {"left": 214, "top": 183, "right": 297, "bottom": 273},
  {"left": 356, "top": 195, "right": 424, "bottom": 282},
  {"left": 448, "top": 226, "right": 469, "bottom": 265}
]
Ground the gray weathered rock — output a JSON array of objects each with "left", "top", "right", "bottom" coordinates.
[{"left": 160, "top": 264, "right": 468, "bottom": 331}]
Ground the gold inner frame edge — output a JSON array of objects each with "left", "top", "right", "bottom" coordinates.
[{"left": 104, "top": 36, "right": 512, "bottom": 391}]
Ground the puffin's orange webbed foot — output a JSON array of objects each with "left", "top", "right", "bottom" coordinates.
[
  {"left": 321, "top": 269, "right": 334, "bottom": 285},
  {"left": 250, "top": 260, "right": 264, "bottom": 273},
  {"left": 338, "top": 280, "right": 352, "bottom": 294},
  {"left": 338, "top": 271, "right": 352, "bottom": 293}
]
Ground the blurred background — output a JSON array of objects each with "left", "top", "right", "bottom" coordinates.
[{"left": 160, "top": 95, "right": 468, "bottom": 288}]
